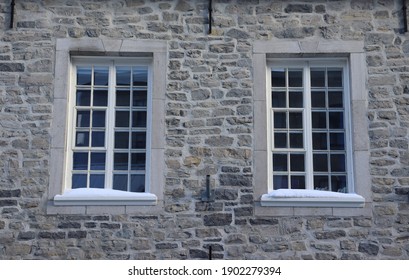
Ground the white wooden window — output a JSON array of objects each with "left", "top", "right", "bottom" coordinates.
[
  {"left": 268, "top": 60, "right": 354, "bottom": 193},
  {"left": 66, "top": 58, "right": 152, "bottom": 193}
]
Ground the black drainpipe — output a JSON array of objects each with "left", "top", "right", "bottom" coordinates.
[
  {"left": 403, "top": 0, "right": 408, "bottom": 33},
  {"left": 208, "top": 0, "right": 213, "bottom": 34},
  {"left": 10, "top": 0, "right": 15, "bottom": 29}
]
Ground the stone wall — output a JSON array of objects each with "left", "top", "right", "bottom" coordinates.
[{"left": 0, "top": 0, "right": 409, "bottom": 259}]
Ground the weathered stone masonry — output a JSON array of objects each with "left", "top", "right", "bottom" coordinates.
[{"left": 1, "top": 0, "right": 409, "bottom": 259}]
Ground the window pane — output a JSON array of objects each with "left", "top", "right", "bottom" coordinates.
[
  {"left": 90, "top": 174, "right": 105, "bottom": 189},
  {"left": 274, "top": 133, "right": 287, "bottom": 148},
  {"left": 313, "top": 154, "right": 328, "bottom": 172},
  {"left": 312, "top": 132, "right": 328, "bottom": 150},
  {"left": 72, "top": 174, "right": 87, "bottom": 189},
  {"left": 328, "top": 70, "right": 342, "bottom": 87},
  {"left": 329, "top": 112, "right": 344, "bottom": 129},
  {"left": 113, "top": 174, "right": 128, "bottom": 191},
  {"left": 116, "top": 66, "right": 131, "bottom": 86},
  {"left": 91, "top": 131, "right": 105, "bottom": 147},
  {"left": 289, "top": 112, "right": 302, "bottom": 129},
  {"left": 311, "top": 91, "right": 326, "bottom": 108},
  {"left": 73, "top": 152, "right": 88, "bottom": 170},
  {"left": 288, "top": 69, "right": 303, "bottom": 87},
  {"left": 76, "top": 90, "right": 91, "bottom": 106},
  {"left": 133, "top": 68, "right": 148, "bottom": 86},
  {"left": 76, "top": 131, "right": 89, "bottom": 147},
  {"left": 93, "top": 90, "right": 108, "bottom": 106},
  {"left": 291, "top": 176, "right": 305, "bottom": 189},
  {"left": 331, "top": 176, "right": 347, "bottom": 193},
  {"left": 116, "top": 90, "right": 130, "bottom": 107},
  {"left": 273, "top": 175, "right": 288, "bottom": 190},
  {"left": 272, "top": 91, "right": 286, "bottom": 108},
  {"left": 77, "top": 67, "right": 92, "bottom": 86},
  {"left": 115, "top": 111, "right": 130, "bottom": 127},
  {"left": 131, "top": 175, "right": 145, "bottom": 192},
  {"left": 90, "top": 152, "right": 105, "bottom": 170},
  {"left": 132, "top": 132, "right": 146, "bottom": 149},
  {"left": 290, "top": 154, "right": 304, "bottom": 171},
  {"left": 329, "top": 133, "right": 345, "bottom": 150},
  {"left": 330, "top": 154, "right": 345, "bottom": 172},
  {"left": 289, "top": 91, "right": 303, "bottom": 108},
  {"left": 133, "top": 90, "right": 148, "bottom": 107},
  {"left": 131, "top": 153, "right": 146, "bottom": 170},
  {"left": 312, "top": 112, "right": 326, "bottom": 129},
  {"left": 115, "top": 132, "right": 129, "bottom": 149},
  {"left": 272, "top": 68, "right": 286, "bottom": 87},
  {"left": 314, "top": 175, "right": 329, "bottom": 191},
  {"left": 132, "top": 111, "right": 147, "bottom": 128},
  {"left": 76, "top": 110, "right": 90, "bottom": 127},
  {"left": 273, "top": 153, "right": 287, "bottom": 171},
  {"left": 311, "top": 69, "right": 325, "bottom": 87},
  {"left": 114, "top": 153, "right": 128, "bottom": 170},
  {"left": 92, "top": 111, "right": 106, "bottom": 127},
  {"left": 274, "top": 112, "right": 287, "bottom": 128},
  {"left": 289, "top": 132, "right": 303, "bottom": 148},
  {"left": 94, "top": 66, "right": 109, "bottom": 86},
  {"left": 328, "top": 91, "right": 343, "bottom": 108}
]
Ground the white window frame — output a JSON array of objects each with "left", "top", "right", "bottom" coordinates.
[
  {"left": 253, "top": 40, "right": 371, "bottom": 214},
  {"left": 48, "top": 38, "right": 166, "bottom": 214}
]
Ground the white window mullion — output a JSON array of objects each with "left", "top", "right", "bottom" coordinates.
[
  {"left": 304, "top": 63, "right": 314, "bottom": 190},
  {"left": 105, "top": 61, "right": 116, "bottom": 190}
]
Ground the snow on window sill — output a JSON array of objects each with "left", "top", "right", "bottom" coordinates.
[
  {"left": 260, "top": 189, "right": 365, "bottom": 208},
  {"left": 53, "top": 188, "right": 157, "bottom": 206}
]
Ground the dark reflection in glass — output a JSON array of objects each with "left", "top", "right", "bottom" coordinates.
[
  {"left": 272, "top": 91, "right": 286, "bottom": 108},
  {"left": 77, "top": 110, "right": 90, "bottom": 127},
  {"left": 131, "top": 175, "right": 145, "bottom": 192},
  {"left": 313, "top": 153, "right": 328, "bottom": 172},
  {"left": 311, "top": 91, "right": 326, "bottom": 108},
  {"left": 73, "top": 152, "right": 88, "bottom": 170},
  {"left": 93, "top": 90, "right": 108, "bottom": 106},
  {"left": 116, "top": 67, "right": 131, "bottom": 86},
  {"left": 133, "top": 68, "right": 148, "bottom": 86},
  {"left": 290, "top": 154, "right": 305, "bottom": 171},
  {"left": 72, "top": 174, "right": 87, "bottom": 189},
  {"left": 313, "top": 132, "right": 328, "bottom": 150},
  {"left": 115, "top": 132, "right": 129, "bottom": 149},
  {"left": 76, "top": 132, "right": 89, "bottom": 147},
  {"left": 116, "top": 90, "right": 130, "bottom": 106},
  {"left": 312, "top": 112, "right": 326, "bottom": 129},
  {"left": 115, "top": 111, "right": 130, "bottom": 127},
  {"left": 94, "top": 66, "right": 109, "bottom": 86},
  {"left": 274, "top": 175, "right": 288, "bottom": 190},
  {"left": 331, "top": 176, "right": 347, "bottom": 192},
  {"left": 311, "top": 69, "right": 325, "bottom": 87},
  {"left": 274, "top": 133, "right": 287, "bottom": 148},
  {"left": 330, "top": 133, "right": 345, "bottom": 150},
  {"left": 131, "top": 153, "right": 146, "bottom": 170},
  {"left": 289, "top": 91, "right": 303, "bottom": 108},
  {"left": 289, "top": 112, "right": 303, "bottom": 129},
  {"left": 113, "top": 174, "right": 128, "bottom": 191},
  {"left": 76, "top": 90, "right": 91, "bottom": 106},
  {"left": 328, "top": 70, "right": 342, "bottom": 87},
  {"left": 92, "top": 111, "right": 106, "bottom": 127},
  {"left": 291, "top": 176, "right": 305, "bottom": 189},
  {"left": 274, "top": 112, "right": 287, "bottom": 128},
  {"left": 314, "top": 176, "right": 329, "bottom": 191},
  {"left": 90, "top": 152, "right": 106, "bottom": 170},
  {"left": 133, "top": 90, "right": 148, "bottom": 107},
  {"left": 90, "top": 174, "right": 105, "bottom": 189},
  {"left": 132, "top": 111, "right": 147, "bottom": 127},
  {"left": 273, "top": 153, "right": 287, "bottom": 171},
  {"left": 272, "top": 68, "right": 286, "bottom": 87},
  {"left": 328, "top": 91, "right": 343, "bottom": 108},
  {"left": 132, "top": 132, "right": 146, "bottom": 149},
  {"left": 289, "top": 133, "right": 303, "bottom": 148},
  {"left": 114, "top": 153, "right": 128, "bottom": 170},
  {"left": 77, "top": 67, "right": 92, "bottom": 86},
  {"left": 288, "top": 69, "right": 303, "bottom": 87},
  {"left": 330, "top": 154, "right": 345, "bottom": 172},
  {"left": 91, "top": 131, "right": 105, "bottom": 147},
  {"left": 329, "top": 112, "right": 344, "bottom": 129}
]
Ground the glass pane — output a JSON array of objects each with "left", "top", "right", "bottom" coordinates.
[
  {"left": 90, "top": 152, "right": 105, "bottom": 170},
  {"left": 131, "top": 175, "right": 145, "bottom": 192},
  {"left": 330, "top": 154, "right": 345, "bottom": 172},
  {"left": 289, "top": 112, "right": 302, "bottom": 129},
  {"left": 273, "top": 153, "right": 287, "bottom": 171},
  {"left": 94, "top": 66, "right": 109, "bottom": 86},
  {"left": 90, "top": 174, "right": 105, "bottom": 189},
  {"left": 329, "top": 112, "right": 344, "bottom": 129},
  {"left": 313, "top": 153, "right": 328, "bottom": 172},
  {"left": 288, "top": 69, "right": 303, "bottom": 87},
  {"left": 314, "top": 175, "right": 329, "bottom": 191},
  {"left": 92, "top": 111, "right": 106, "bottom": 127},
  {"left": 72, "top": 174, "right": 87, "bottom": 189},
  {"left": 331, "top": 176, "right": 347, "bottom": 193},
  {"left": 329, "top": 133, "right": 345, "bottom": 150},
  {"left": 116, "top": 66, "right": 131, "bottom": 86},
  {"left": 77, "top": 67, "right": 92, "bottom": 86},
  {"left": 272, "top": 68, "right": 286, "bottom": 87},
  {"left": 328, "top": 70, "right": 342, "bottom": 87},
  {"left": 312, "top": 112, "right": 326, "bottom": 129},
  {"left": 274, "top": 133, "right": 287, "bottom": 148},
  {"left": 91, "top": 131, "right": 105, "bottom": 147},
  {"left": 289, "top": 91, "right": 303, "bottom": 108},
  {"left": 132, "top": 132, "right": 146, "bottom": 149},
  {"left": 75, "top": 131, "right": 89, "bottom": 147},
  {"left": 113, "top": 174, "right": 128, "bottom": 191},
  {"left": 311, "top": 69, "right": 325, "bottom": 87},
  {"left": 274, "top": 112, "right": 287, "bottom": 128},
  {"left": 131, "top": 153, "right": 146, "bottom": 170},
  {"left": 133, "top": 90, "right": 148, "bottom": 107},
  {"left": 73, "top": 152, "right": 88, "bottom": 170},
  {"left": 114, "top": 153, "right": 128, "bottom": 170},
  {"left": 328, "top": 91, "right": 343, "bottom": 108},
  {"left": 132, "top": 111, "right": 147, "bottom": 127},
  {"left": 290, "top": 154, "right": 304, "bottom": 171},
  {"left": 311, "top": 91, "right": 326, "bottom": 108},
  {"left": 133, "top": 68, "right": 148, "bottom": 86},
  {"left": 273, "top": 175, "right": 288, "bottom": 190},
  {"left": 116, "top": 90, "right": 130, "bottom": 107},
  {"left": 76, "top": 90, "right": 91, "bottom": 106},
  {"left": 291, "top": 176, "right": 305, "bottom": 189},
  {"left": 115, "top": 111, "right": 130, "bottom": 127},
  {"left": 93, "top": 90, "right": 108, "bottom": 106},
  {"left": 272, "top": 91, "right": 286, "bottom": 108},
  {"left": 115, "top": 132, "right": 129, "bottom": 149},
  {"left": 76, "top": 110, "right": 90, "bottom": 127},
  {"left": 313, "top": 132, "right": 328, "bottom": 150},
  {"left": 289, "top": 133, "right": 303, "bottom": 148}
]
